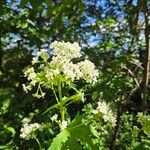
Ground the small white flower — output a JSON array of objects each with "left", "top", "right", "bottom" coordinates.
[
  {"left": 24, "top": 67, "right": 37, "bottom": 86},
  {"left": 45, "top": 70, "right": 54, "bottom": 80},
  {"left": 52, "top": 69, "right": 60, "bottom": 76},
  {"left": 21, "top": 118, "right": 30, "bottom": 124},
  {"left": 20, "top": 118, "right": 41, "bottom": 140},
  {"left": 60, "top": 120, "right": 68, "bottom": 131},
  {"left": 28, "top": 72, "right": 37, "bottom": 81},
  {"left": 30, "top": 80, "right": 36, "bottom": 86},
  {"left": 31, "top": 57, "right": 38, "bottom": 64},
  {"left": 93, "top": 100, "right": 116, "bottom": 126},
  {"left": 32, "top": 92, "right": 45, "bottom": 99},
  {"left": 51, "top": 41, "right": 81, "bottom": 60},
  {"left": 24, "top": 67, "right": 35, "bottom": 77},
  {"left": 37, "top": 49, "right": 47, "bottom": 56},
  {"left": 50, "top": 114, "right": 58, "bottom": 122},
  {"left": 97, "top": 101, "right": 108, "bottom": 114},
  {"left": 78, "top": 60, "right": 99, "bottom": 84},
  {"left": 92, "top": 109, "right": 99, "bottom": 114},
  {"left": 101, "top": 28, "right": 106, "bottom": 32},
  {"left": 22, "top": 84, "right": 31, "bottom": 93}
]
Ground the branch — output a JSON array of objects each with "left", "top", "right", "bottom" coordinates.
[{"left": 122, "top": 66, "right": 141, "bottom": 88}]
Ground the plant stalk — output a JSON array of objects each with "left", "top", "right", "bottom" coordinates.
[
  {"left": 35, "top": 138, "right": 43, "bottom": 150},
  {"left": 58, "top": 82, "right": 65, "bottom": 121}
]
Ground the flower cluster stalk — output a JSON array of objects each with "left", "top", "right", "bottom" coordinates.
[{"left": 58, "top": 82, "right": 65, "bottom": 122}]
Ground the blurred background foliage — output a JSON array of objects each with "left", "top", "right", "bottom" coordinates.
[{"left": 0, "top": 0, "right": 149, "bottom": 149}]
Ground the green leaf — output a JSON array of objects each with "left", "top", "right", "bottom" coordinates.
[
  {"left": 48, "top": 130, "right": 70, "bottom": 150},
  {"left": 138, "top": 113, "right": 150, "bottom": 137},
  {"left": 41, "top": 103, "right": 60, "bottom": 115},
  {"left": 30, "top": 0, "right": 42, "bottom": 11},
  {"left": 132, "top": 126, "right": 139, "bottom": 138},
  {"left": 7, "top": 127, "right": 16, "bottom": 135},
  {"left": 78, "top": 1, "right": 85, "bottom": 11},
  {"left": 62, "top": 136, "right": 82, "bottom": 150},
  {"left": 42, "top": 93, "right": 83, "bottom": 115},
  {"left": 142, "top": 138, "right": 150, "bottom": 147},
  {"left": 90, "top": 125, "right": 99, "bottom": 138},
  {"left": 67, "top": 115, "right": 98, "bottom": 149},
  {"left": 0, "top": 145, "right": 9, "bottom": 149},
  {"left": 26, "top": 19, "right": 35, "bottom": 26},
  {"left": 48, "top": 114, "right": 98, "bottom": 150},
  {"left": 62, "top": 92, "right": 84, "bottom": 105},
  {"left": 133, "top": 142, "right": 144, "bottom": 150},
  {"left": 20, "top": 0, "right": 29, "bottom": 8},
  {"left": 40, "top": 51, "right": 49, "bottom": 61},
  {"left": 0, "top": 70, "right": 2, "bottom": 76},
  {"left": 92, "top": 91, "right": 100, "bottom": 100},
  {"left": 21, "top": 22, "right": 28, "bottom": 28}
]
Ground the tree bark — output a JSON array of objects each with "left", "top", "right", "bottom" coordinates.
[{"left": 142, "top": 0, "right": 150, "bottom": 113}]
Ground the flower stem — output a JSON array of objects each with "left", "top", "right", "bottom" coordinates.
[
  {"left": 58, "top": 82, "right": 65, "bottom": 121},
  {"left": 61, "top": 107, "right": 65, "bottom": 121},
  {"left": 58, "top": 82, "right": 62, "bottom": 100},
  {"left": 35, "top": 137, "right": 43, "bottom": 150},
  {"left": 51, "top": 85, "right": 59, "bottom": 103}
]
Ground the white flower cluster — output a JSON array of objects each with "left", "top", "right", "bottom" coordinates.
[
  {"left": 50, "top": 41, "right": 99, "bottom": 83},
  {"left": 60, "top": 120, "right": 68, "bottom": 131},
  {"left": 63, "top": 63, "right": 81, "bottom": 81},
  {"left": 50, "top": 114, "right": 68, "bottom": 131},
  {"left": 78, "top": 60, "right": 99, "bottom": 84},
  {"left": 50, "top": 114, "right": 58, "bottom": 122},
  {"left": 45, "top": 67, "right": 60, "bottom": 82},
  {"left": 93, "top": 101, "right": 116, "bottom": 126},
  {"left": 51, "top": 41, "right": 81, "bottom": 59},
  {"left": 23, "top": 41, "right": 99, "bottom": 95},
  {"left": 24, "top": 67, "right": 37, "bottom": 85},
  {"left": 22, "top": 84, "right": 31, "bottom": 93},
  {"left": 20, "top": 118, "right": 41, "bottom": 140},
  {"left": 31, "top": 57, "right": 38, "bottom": 64}
]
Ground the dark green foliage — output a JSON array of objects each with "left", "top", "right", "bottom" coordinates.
[
  {"left": 0, "top": 0, "right": 149, "bottom": 149},
  {"left": 49, "top": 114, "right": 99, "bottom": 150}
]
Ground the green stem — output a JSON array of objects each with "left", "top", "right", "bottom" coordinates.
[
  {"left": 51, "top": 85, "right": 59, "bottom": 103},
  {"left": 35, "top": 137, "right": 43, "bottom": 150},
  {"left": 58, "top": 82, "right": 65, "bottom": 121},
  {"left": 61, "top": 107, "right": 65, "bottom": 121},
  {"left": 58, "top": 82, "right": 62, "bottom": 100}
]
